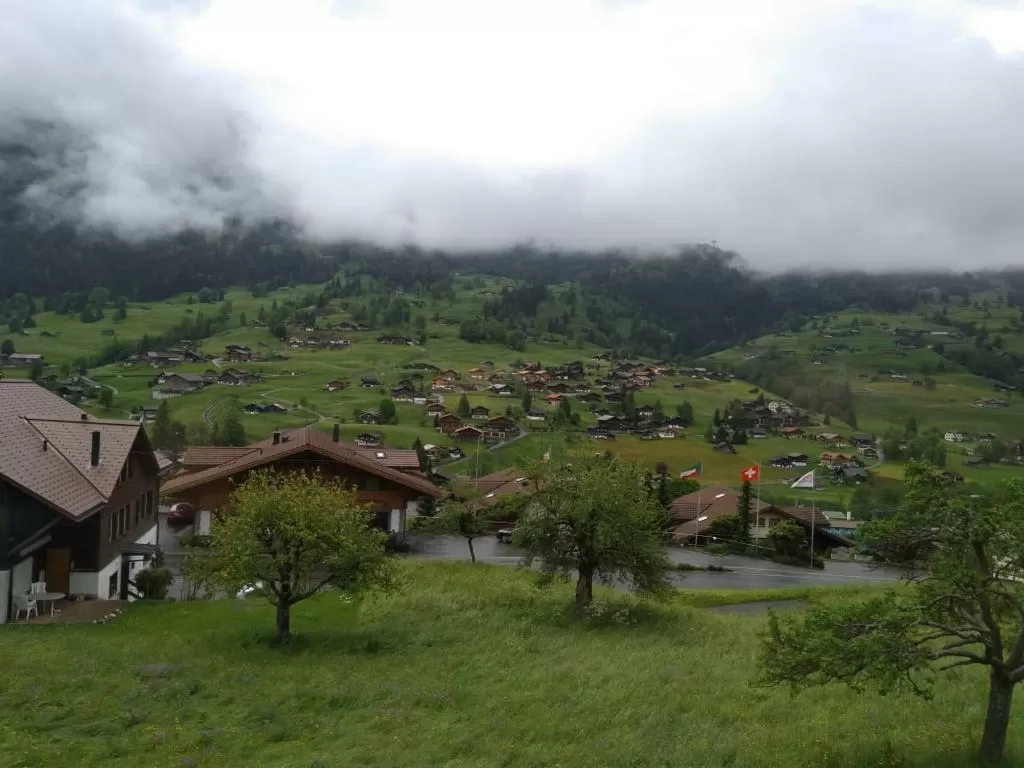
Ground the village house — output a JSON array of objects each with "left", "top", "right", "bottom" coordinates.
[
  {"left": 454, "top": 425, "right": 485, "bottom": 442},
  {"left": 360, "top": 376, "right": 380, "bottom": 389},
  {"left": 3, "top": 352, "right": 44, "bottom": 367},
  {"left": 781, "top": 426, "right": 804, "bottom": 439},
  {"left": 325, "top": 379, "right": 347, "bottom": 392},
  {"left": 390, "top": 385, "right": 417, "bottom": 402},
  {"left": 440, "top": 369, "right": 461, "bottom": 382},
  {"left": 817, "top": 433, "right": 847, "bottom": 447},
  {"left": 355, "top": 433, "right": 383, "bottom": 448},
  {"left": 944, "top": 430, "right": 968, "bottom": 443},
  {"left": 487, "top": 416, "right": 519, "bottom": 438},
  {"left": 470, "top": 405, "right": 490, "bottom": 420},
  {"left": 1, "top": 380, "right": 161, "bottom": 623},
  {"left": 158, "top": 373, "right": 207, "bottom": 395},
  {"left": 468, "top": 367, "right": 487, "bottom": 380},
  {"left": 358, "top": 411, "right": 381, "bottom": 425},
  {"left": 224, "top": 344, "right": 253, "bottom": 361},
  {"left": 426, "top": 402, "right": 447, "bottom": 416},
  {"left": 526, "top": 410, "right": 547, "bottom": 421},
  {"left": 819, "top": 451, "right": 856, "bottom": 468},
  {"left": 432, "top": 377, "right": 456, "bottom": 392},
  {"left": 162, "top": 427, "right": 443, "bottom": 538},
  {"left": 437, "top": 413, "right": 462, "bottom": 435}
]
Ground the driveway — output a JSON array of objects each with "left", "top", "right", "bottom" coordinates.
[{"left": 407, "top": 533, "right": 906, "bottom": 589}]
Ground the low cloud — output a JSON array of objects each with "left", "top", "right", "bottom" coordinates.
[{"left": 3, "top": 0, "right": 1024, "bottom": 270}]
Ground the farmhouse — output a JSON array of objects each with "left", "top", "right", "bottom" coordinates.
[
  {"left": 454, "top": 425, "right": 485, "bottom": 442},
  {"left": 162, "top": 427, "right": 443, "bottom": 537},
  {"left": 159, "top": 373, "right": 207, "bottom": 395},
  {"left": 3, "top": 352, "right": 43, "bottom": 367},
  {"left": 437, "top": 413, "right": 462, "bottom": 435},
  {"left": 487, "top": 416, "right": 518, "bottom": 437},
  {"left": 426, "top": 402, "right": 447, "bottom": 416},
  {"left": 470, "top": 405, "right": 490, "bottom": 420},
  {"left": 944, "top": 431, "right": 968, "bottom": 443},
  {"left": 325, "top": 379, "right": 347, "bottom": 392},
  {"left": 0, "top": 380, "right": 161, "bottom": 623}
]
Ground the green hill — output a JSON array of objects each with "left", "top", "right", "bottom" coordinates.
[{"left": 1, "top": 562, "right": 1011, "bottom": 768}]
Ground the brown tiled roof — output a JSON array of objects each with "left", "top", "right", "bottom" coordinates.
[
  {"left": 0, "top": 380, "right": 148, "bottom": 519},
  {"left": 352, "top": 448, "right": 422, "bottom": 471},
  {"left": 182, "top": 446, "right": 258, "bottom": 468},
  {"left": 670, "top": 486, "right": 772, "bottom": 540},
  {"left": 162, "top": 427, "right": 444, "bottom": 498}
]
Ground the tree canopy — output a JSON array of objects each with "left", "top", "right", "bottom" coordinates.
[{"left": 758, "top": 463, "right": 1024, "bottom": 764}]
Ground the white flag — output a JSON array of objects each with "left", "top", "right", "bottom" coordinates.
[{"left": 790, "top": 470, "right": 815, "bottom": 489}]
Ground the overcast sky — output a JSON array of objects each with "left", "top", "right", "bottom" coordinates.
[{"left": 3, "top": 0, "right": 1024, "bottom": 270}]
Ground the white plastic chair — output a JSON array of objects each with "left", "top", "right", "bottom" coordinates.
[
  {"left": 13, "top": 594, "right": 38, "bottom": 620},
  {"left": 30, "top": 581, "right": 46, "bottom": 594}
]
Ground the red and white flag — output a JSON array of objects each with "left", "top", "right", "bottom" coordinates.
[{"left": 740, "top": 464, "right": 760, "bottom": 483}]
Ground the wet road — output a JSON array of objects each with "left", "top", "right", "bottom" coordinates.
[{"left": 407, "top": 533, "right": 907, "bottom": 589}]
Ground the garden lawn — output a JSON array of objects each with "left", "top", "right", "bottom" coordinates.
[{"left": 0, "top": 562, "right": 1017, "bottom": 768}]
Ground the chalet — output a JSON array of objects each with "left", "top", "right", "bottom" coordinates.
[
  {"left": 842, "top": 466, "right": 870, "bottom": 483},
  {"left": 243, "top": 403, "right": 287, "bottom": 415},
  {"left": 453, "top": 425, "right": 485, "bottom": 442},
  {"left": 355, "top": 433, "right": 383, "bottom": 448},
  {"left": 146, "top": 351, "right": 183, "bottom": 366},
  {"left": 817, "top": 433, "right": 847, "bottom": 447},
  {"left": 770, "top": 456, "right": 793, "bottom": 468},
  {"left": 767, "top": 400, "right": 791, "bottom": 414},
  {"left": 547, "top": 382, "right": 570, "bottom": 394},
  {"left": 426, "top": 402, "right": 448, "bottom": 415},
  {"left": 656, "top": 427, "right": 678, "bottom": 439},
  {"left": 377, "top": 335, "right": 414, "bottom": 345},
  {"left": 470, "top": 405, "right": 490, "bottom": 420},
  {"left": 424, "top": 444, "right": 452, "bottom": 460},
  {"left": 468, "top": 367, "right": 487, "bottom": 380},
  {"left": 360, "top": 376, "right": 381, "bottom": 389},
  {"left": 325, "top": 379, "right": 347, "bottom": 392},
  {"left": 636, "top": 405, "right": 656, "bottom": 419},
  {"left": 605, "top": 392, "right": 624, "bottom": 404},
  {"left": 358, "top": 411, "right": 381, "bottom": 425},
  {"left": 3, "top": 353, "right": 44, "bottom": 367},
  {"left": 224, "top": 344, "right": 252, "bottom": 361},
  {"left": 162, "top": 427, "right": 443, "bottom": 537},
  {"left": 495, "top": 385, "right": 513, "bottom": 397},
  {"left": 788, "top": 453, "right": 809, "bottom": 467},
  {"left": 944, "top": 431, "right": 967, "bottom": 443},
  {"left": 526, "top": 410, "right": 547, "bottom": 421},
  {"left": 850, "top": 433, "right": 875, "bottom": 448},
  {"left": 432, "top": 377, "right": 456, "bottom": 392},
  {"left": 751, "top": 428, "right": 768, "bottom": 439},
  {"left": 391, "top": 386, "right": 417, "bottom": 402},
  {"left": 820, "top": 451, "right": 856, "bottom": 467},
  {"left": 218, "top": 371, "right": 258, "bottom": 386},
  {"left": 437, "top": 413, "right": 462, "bottom": 435},
  {"left": 137, "top": 405, "right": 159, "bottom": 422},
  {"left": 487, "top": 416, "right": 518, "bottom": 437},
  {"left": 1, "top": 380, "right": 161, "bottom": 623},
  {"left": 440, "top": 369, "right": 461, "bottom": 382},
  {"left": 472, "top": 468, "right": 534, "bottom": 504},
  {"left": 859, "top": 446, "right": 879, "bottom": 459},
  {"left": 977, "top": 433, "right": 997, "bottom": 444},
  {"left": 545, "top": 393, "right": 564, "bottom": 404},
  {"left": 975, "top": 398, "right": 1010, "bottom": 408},
  {"left": 781, "top": 427, "right": 804, "bottom": 439},
  {"left": 586, "top": 427, "right": 615, "bottom": 440},
  {"left": 160, "top": 373, "right": 207, "bottom": 394}
]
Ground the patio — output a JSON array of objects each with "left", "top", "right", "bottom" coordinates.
[{"left": 17, "top": 599, "right": 123, "bottom": 625}]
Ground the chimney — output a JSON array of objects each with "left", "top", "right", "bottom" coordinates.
[
  {"left": 90, "top": 431, "right": 101, "bottom": 467},
  {"left": 272, "top": 430, "right": 281, "bottom": 445},
  {"left": 332, "top": 424, "right": 340, "bottom": 443},
  {"left": 80, "top": 413, "right": 88, "bottom": 421}
]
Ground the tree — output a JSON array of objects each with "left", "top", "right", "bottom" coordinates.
[
  {"left": 766, "top": 519, "right": 805, "bottom": 558},
  {"left": 151, "top": 400, "right": 174, "bottom": 449},
  {"left": 676, "top": 401, "right": 694, "bottom": 426},
  {"left": 414, "top": 481, "right": 496, "bottom": 563},
  {"left": 239, "top": 312, "right": 247, "bottom": 327},
  {"left": 378, "top": 398, "right": 398, "bottom": 425},
  {"left": 88, "top": 286, "right": 110, "bottom": 306},
  {"left": 0, "top": 338, "right": 13, "bottom": 356},
  {"left": 457, "top": 394, "right": 471, "bottom": 418},
  {"left": 759, "top": 464, "right": 1024, "bottom": 764},
  {"left": 411, "top": 437, "right": 429, "bottom": 471},
  {"left": 192, "top": 470, "right": 398, "bottom": 644},
  {"left": 905, "top": 415, "right": 918, "bottom": 437},
  {"left": 521, "top": 389, "right": 533, "bottom": 413},
  {"left": 708, "top": 515, "right": 747, "bottom": 551},
  {"left": 28, "top": 358, "right": 43, "bottom": 381},
  {"left": 214, "top": 402, "right": 247, "bottom": 446},
  {"left": 97, "top": 387, "right": 114, "bottom": 407},
  {"left": 514, "top": 447, "right": 671, "bottom": 615},
  {"left": 736, "top": 480, "right": 754, "bottom": 548}
]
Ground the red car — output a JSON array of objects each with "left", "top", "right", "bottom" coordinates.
[{"left": 166, "top": 502, "right": 196, "bottom": 526}]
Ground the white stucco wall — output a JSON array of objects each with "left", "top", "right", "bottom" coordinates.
[
  {"left": 0, "top": 570, "right": 10, "bottom": 624},
  {"left": 69, "top": 523, "right": 159, "bottom": 600}
]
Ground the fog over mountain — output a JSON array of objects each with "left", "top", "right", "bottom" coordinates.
[{"left": 3, "top": 0, "right": 1024, "bottom": 270}]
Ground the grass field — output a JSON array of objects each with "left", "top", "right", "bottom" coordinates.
[{"left": 0, "top": 562, "right": 1015, "bottom": 767}]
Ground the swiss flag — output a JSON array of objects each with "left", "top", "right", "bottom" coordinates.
[{"left": 740, "top": 464, "right": 760, "bottom": 483}]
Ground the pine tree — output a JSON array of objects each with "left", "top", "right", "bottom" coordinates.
[
  {"left": 736, "top": 480, "right": 754, "bottom": 549},
  {"left": 712, "top": 408, "right": 722, "bottom": 426},
  {"left": 521, "top": 389, "right": 533, "bottom": 412},
  {"left": 457, "top": 394, "right": 471, "bottom": 418},
  {"left": 152, "top": 400, "right": 173, "bottom": 449}
]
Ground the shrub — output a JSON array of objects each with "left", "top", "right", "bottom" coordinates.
[{"left": 134, "top": 567, "right": 174, "bottom": 599}]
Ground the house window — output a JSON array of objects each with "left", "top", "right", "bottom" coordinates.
[{"left": 133, "top": 499, "right": 141, "bottom": 527}]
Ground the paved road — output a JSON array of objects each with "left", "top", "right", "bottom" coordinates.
[{"left": 407, "top": 533, "right": 906, "bottom": 589}]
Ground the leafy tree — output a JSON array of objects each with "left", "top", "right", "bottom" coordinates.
[
  {"left": 736, "top": 480, "right": 754, "bottom": 547},
  {"left": 414, "top": 481, "right": 496, "bottom": 563},
  {"left": 378, "top": 398, "right": 398, "bottom": 425},
  {"left": 514, "top": 446, "right": 671, "bottom": 615},
  {"left": 214, "top": 402, "right": 248, "bottom": 446},
  {"left": 88, "top": 286, "right": 110, "bottom": 306},
  {"left": 521, "top": 389, "right": 533, "bottom": 413},
  {"left": 708, "top": 515, "right": 748, "bottom": 552},
  {"left": 905, "top": 415, "right": 918, "bottom": 437},
  {"left": 97, "top": 387, "right": 113, "bottom": 407},
  {"left": 0, "top": 338, "right": 13, "bottom": 356},
  {"left": 192, "top": 470, "right": 398, "bottom": 644},
  {"left": 675, "top": 401, "right": 694, "bottom": 425},
  {"left": 28, "top": 358, "right": 43, "bottom": 381},
  {"left": 457, "top": 393, "right": 471, "bottom": 418},
  {"left": 8, "top": 316, "right": 23, "bottom": 333},
  {"left": 759, "top": 464, "right": 1024, "bottom": 764},
  {"left": 766, "top": 519, "right": 805, "bottom": 558}
]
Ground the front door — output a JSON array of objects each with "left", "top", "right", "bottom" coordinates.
[{"left": 45, "top": 548, "right": 71, "bottom": 594}]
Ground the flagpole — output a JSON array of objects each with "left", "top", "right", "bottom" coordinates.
[
  {"left": 695, "top": 478, "right": 703, "bottom": 548},
  {"left": 810, "top": 497, "right": 816, "bottom": 568},
  {"left": 755, "top": 461, "right": 761, "bottom": 532}
]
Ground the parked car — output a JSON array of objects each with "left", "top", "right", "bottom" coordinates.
[
  {"left": 496, "top": 528, "right": 515, "bottom": 544},
  {"left": 166, "top": 502, "right": 196, "bottom": 526}
]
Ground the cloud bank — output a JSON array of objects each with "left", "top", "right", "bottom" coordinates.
[{"left": 2, "top": 0, "right": 1024, "bottom": 270}]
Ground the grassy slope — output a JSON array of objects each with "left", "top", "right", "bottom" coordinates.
[{"left": 0, "top": 562, "right": 1012, "bottom": 768}]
